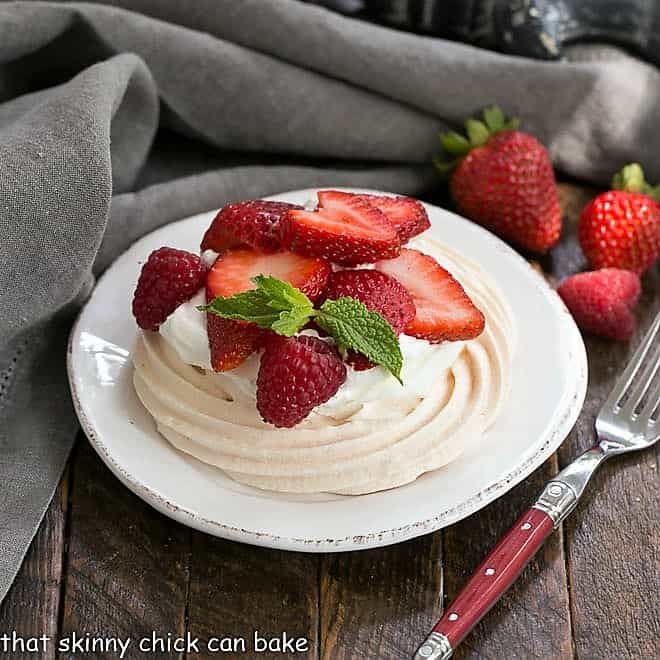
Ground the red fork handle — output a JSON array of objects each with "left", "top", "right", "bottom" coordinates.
[{"left": 414, "top": 508, "right": 555, "bottom": 659}]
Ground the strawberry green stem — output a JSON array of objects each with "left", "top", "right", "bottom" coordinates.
[
  {"left": 612, "top": 163, "right": 660, "bottom": 201},
  {"left": 434, "top": 105, "right": 520, "bottom": 177}
]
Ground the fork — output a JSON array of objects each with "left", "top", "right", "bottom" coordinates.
[{"left": 414, "top": 312, "right": 660, "bottom": 660}]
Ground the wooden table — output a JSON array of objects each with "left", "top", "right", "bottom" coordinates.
[{"left": 1, "top": 183, "right": 658, "bottom": 659}]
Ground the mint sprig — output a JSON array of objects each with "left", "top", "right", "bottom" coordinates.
[
  {"left": 200, "top": 275, "right": 315, "bottom": 333},
  {"left": 316, "top": 298, "right": 403, "bottom": 382},
  {"left": 199, "top": 275, "right": 403, "bottom": 382}
]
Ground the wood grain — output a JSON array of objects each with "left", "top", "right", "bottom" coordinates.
[
  {"left": 319, "top": 533, "right": 443, "bottom": 659},
  {"left": 560, "top": 276, "right": 659, "bottom": 660},
  {"left": 442, "top": 455, "right": 573, "bottom": 660},
  {"left": 59, "top": 439, "right": 190, "bottom": 659},
  {"left": 186, "top": 534, "right": 319, "bottom": 658},
  {"left": 0, "top": 468, "right": 69, "bottom": 660}
]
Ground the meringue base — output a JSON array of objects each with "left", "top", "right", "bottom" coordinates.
[{"left": 132, "top": 237, "right": 515, "bottom": 495}]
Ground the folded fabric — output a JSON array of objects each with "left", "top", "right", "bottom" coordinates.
[{"left": 1, "top": 0, "right": 659, "bottom": 604}]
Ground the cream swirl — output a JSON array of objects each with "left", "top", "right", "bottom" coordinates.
[{"left": 133, "top": 235, "right": 516, "bottom": 494}]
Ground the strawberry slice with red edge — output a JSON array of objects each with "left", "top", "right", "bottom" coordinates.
[
  {"left": 375, "top": 248, "right": 485, "bottom": 342},
  {"left": 201, "top": 200, "right": 302, "bottom": 254},
  {"left": 281, "top": 190, "right": 400, "bottom": 266},
  {"left": 345, "top": 193, "right": 430, "bottom": 243},
  {"left": 206, "top": 248, "right": 331, "bottom": 371}
]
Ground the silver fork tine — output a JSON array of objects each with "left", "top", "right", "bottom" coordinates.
[
  {"left": 639, "top": 377, "right": 660, "bottom": 422},
  {"left": 604, "top": 313, "right": 660, "bottom": 412},
  {"left": 620, "top": 343, "right": 660, "bottom": 418}
]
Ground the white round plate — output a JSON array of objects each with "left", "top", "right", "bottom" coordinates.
[{"left": 68, "top": 188, "right": 587, "bottom": 552}]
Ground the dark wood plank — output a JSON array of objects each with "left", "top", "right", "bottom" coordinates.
[
  {"left": 0, "top": 467, "right": 69, "bottom": 660},
  {"left": 318, "top": 533, "right": 443, "bottom": 659},
  {"left": 443, "top": 455, "right": 573, "bottom": 660},
  {"left": 186, "top": 534, "right": 318, "bottom": 658},
  {"left": 559, "top": 276, "right": 659, "bottom": 660},
  {"left": 59, "top": 439, "right": 190, "bottom": 659}
]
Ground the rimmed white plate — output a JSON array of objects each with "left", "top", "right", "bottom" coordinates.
[{"left": 68, "top": 188, "right": 587, "bottom": 552}]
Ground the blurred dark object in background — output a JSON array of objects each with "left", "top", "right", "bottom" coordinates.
[{"left": 305, "top": 0, "right": 660, "bottom": 66}]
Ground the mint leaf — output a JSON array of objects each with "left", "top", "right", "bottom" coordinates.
[
  {"left": 250, "top": 275, "right": 313, "bottom": 311},
  {"left": 271, "top": 306, "right": 315, "bottom": 336},
  {"left": 317, "top": 297, "right": 403, "bottom": 382},
  {"left": 198, "top": 277, "right": 404, "bottom": 379},
  {"left": 199, "top": 290, "right": 281, "bottom": 327},
  {"left": 198, "top": 275, "right": 315, "bottom": 336}
]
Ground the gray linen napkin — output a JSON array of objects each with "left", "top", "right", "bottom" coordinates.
[{"left": 1, "top": 0, "right": 659, "bottom": 604}]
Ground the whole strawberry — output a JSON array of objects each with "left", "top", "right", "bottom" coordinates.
[
  {"left": 435, "top": 106, "right": 561, "bottom": 253},
  {"left": 132, "top": 247, "right": 207, "bottom": 331},
  {"left": 579, "top": 164, "right": 660, "bottom": 275},
  {"left": 557, "top": 268, "right": 641, "bottom": 341}
]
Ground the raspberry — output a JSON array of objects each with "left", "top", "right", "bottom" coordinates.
[
  {"left": 557, "top": 268, "right": 641, "bottom": 341},
  {"left": 322, "top": 269, "right": 416, "bottom": 370},
  {"left": 256, "top": 336, "right": 347, "bottom": 427},
  {"left": 132, "top": 247, "right": 207, "bottom": 331}
]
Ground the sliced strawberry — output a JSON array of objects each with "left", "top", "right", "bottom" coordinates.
[
  {"left": 326, "top": 192, "right": 430, "bottom": 243},
  {"left": 201, "top": 200, "right": 302, "bottom": 254},
  {"left": 207, "top": 248, "right": 331, "bottom": 301},
  {"left": 375, "top": 248, "right": 485, "bottom": 342},
  {"left": 281, "top": 191, "right": 400, "bottom": 265},
  {"left": 205, "top": 248, "right": 332, "bottom": 371},
  {"left": 206, "top": 313, "right": 264, "bottom": 372}
]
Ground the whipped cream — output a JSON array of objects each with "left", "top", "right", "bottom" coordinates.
[
  {"left": 134, "top": 235, "right": 516, "bottom": 495},
  {"left": 159, "top": 291, "right": 463, "bottom": 416},
  {"left": 159, "top": 290, "right": 211, "bottom": 369}
]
